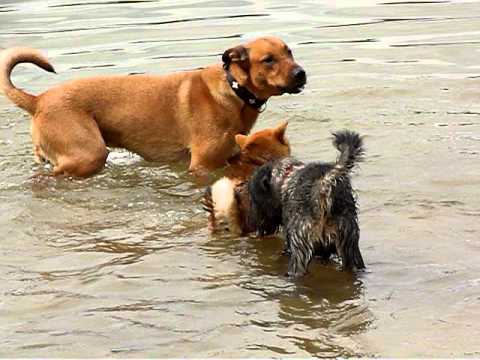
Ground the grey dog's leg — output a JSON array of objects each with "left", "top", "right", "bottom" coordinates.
[
  {"left": 336, "top": 217, "right": 365, "bottom": 271},
  {"left": 286, "top": 230, "right": 314, "bottom": 277}
]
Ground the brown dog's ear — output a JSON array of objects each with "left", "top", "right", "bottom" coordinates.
[
  {"left": 235, "top": 134, "right": 248, "bottom": 148},
  {"left": 222, "top": 45, "right": 249, "bottom": 68},
  {"left": 274, "top": 121, "right": 288, "bottom": 144}
]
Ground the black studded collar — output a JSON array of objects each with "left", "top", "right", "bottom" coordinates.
[{"left": 224, "top": 68, "right": 266, "bottom": 112}]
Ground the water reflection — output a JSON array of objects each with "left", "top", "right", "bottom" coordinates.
[
  {"left": 1, "top": 0, "right": 480, "bottom": 357},
  {"left": 201, "top": 233, "right": 372, "bottom": 356}
]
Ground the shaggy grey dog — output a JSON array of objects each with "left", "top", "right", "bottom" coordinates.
[{"left": 248, "top": 130, "right": 366, "bottom": 277}]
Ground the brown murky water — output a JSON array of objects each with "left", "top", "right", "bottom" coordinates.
[{"left": 1, "top": 0, "right": 480, "bottom": 357}]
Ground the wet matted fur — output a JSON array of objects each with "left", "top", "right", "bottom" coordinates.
[{"left": 248, "top": 130, "right": 366, "bottom": 277}]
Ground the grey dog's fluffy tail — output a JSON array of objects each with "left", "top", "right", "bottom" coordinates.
[
  {"left": 333, "top": 130, "right": 364, "bottom": 172},
  {"left": 313, "top": 130, "right": 364, "bottom": 203}
]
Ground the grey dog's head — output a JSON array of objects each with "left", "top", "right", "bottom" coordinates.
[{"left": 247, "top": 161, "right": 283, "bottom": 236}]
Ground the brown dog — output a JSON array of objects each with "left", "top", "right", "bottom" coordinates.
[
  {"left": 0, "top": 37, "right": 306, "bottom": 177},
  {"left": 202, "top": 121, "right": 289, "bottom": 234}
]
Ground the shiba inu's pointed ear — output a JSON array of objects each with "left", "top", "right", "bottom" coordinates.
[
  {"left": 235, "top": 134, "right": 248, "bottom": 148},
  {"left": 274, "top": 121, "right": 288, "bottom": 144}
]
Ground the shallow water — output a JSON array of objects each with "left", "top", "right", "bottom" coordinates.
[{"left": 1, "top": 0, "right": 480, "bottom": 357}]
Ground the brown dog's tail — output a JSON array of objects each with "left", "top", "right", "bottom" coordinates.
[{"left": 0, "top": 47, "right": 56, "bottom": 115}]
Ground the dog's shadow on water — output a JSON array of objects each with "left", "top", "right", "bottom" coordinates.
[
  {"left": 236, "top": 234, "right": 364, "bottom": 294},
  {"left": 206, "top": 232, "right": 374, "bottom": 351}
]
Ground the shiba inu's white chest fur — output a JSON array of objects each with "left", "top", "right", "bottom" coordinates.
[{"left": 210, "top": 177, "right": 241, "bottom": 234}]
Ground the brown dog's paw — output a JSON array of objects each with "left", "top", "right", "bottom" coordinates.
[{"left": 189, "top": 167, "right": 212, "bottom": 185}]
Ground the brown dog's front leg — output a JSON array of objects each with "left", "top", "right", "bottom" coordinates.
[
  {"left": 189, "top": 139, "right": 233, "bottom": 182},
  {"left": 188, "top": 156, "right": 217, "bottom": 185}
]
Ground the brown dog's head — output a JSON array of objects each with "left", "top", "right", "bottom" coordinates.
[
  {"left": 222, "top": 36, "right": 306, "bottom": 100},
  {"left": 233, "top": 121, "right": 290, "bottom": 164}
]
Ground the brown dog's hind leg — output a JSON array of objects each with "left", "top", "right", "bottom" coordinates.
[
  {"left": 34, "top": 111, "right": 108, "bottom": 178},
  {"left": 33, "top": 144, "right": 47, "bottom": 163},
  {"left": 52, "top": 151, "right": 108, "bottom": 177}
]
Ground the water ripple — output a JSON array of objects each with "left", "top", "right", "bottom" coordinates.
[
  {"left": 49, "top": 0, "right": 157, "bottom": 8},
  {"left": 1, "top": 0, "right": 480, "bottom": 357},
  {"left": 0, "top": 13, "right": 269, "bottom": 35}
]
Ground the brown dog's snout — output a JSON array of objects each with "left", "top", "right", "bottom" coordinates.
[
  {"left": 283, "top": 66, "right": 306, "bottom": 94},
  {"left": 292, "top": 66, "right": 306, "bottom": 86}
]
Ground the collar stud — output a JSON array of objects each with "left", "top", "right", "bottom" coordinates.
[{"left": 225, "top": 69, "right": 266, "bottom": 111}]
